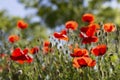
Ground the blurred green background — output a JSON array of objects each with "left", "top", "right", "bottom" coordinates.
[{"left": 0, "top": 0, "right": 120, "bottom": 38}]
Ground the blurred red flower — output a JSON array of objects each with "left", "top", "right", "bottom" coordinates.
[
  {"left": 60, "top": 29, "right": 67, "bottom": 35},
  {"left": 70, "top": 48, "right": 89, "bottom": 57},
  {"left": 10, "top": 48, "right": 33, "bottom": 64},
  {"left": 103, "top": 23, "right": 116, "bottom": 32},
  {"left": 81, "top": 36, "right": 99, "bottom": 44},
  {"left": 30, "top": 46, "right": 39, "bottom": 54},
  {"left": 43, "top": 41, "right": 50, "bottom": 47},
  {"left": 8, "top": 35, "right": 20, "bottom": 43},
  {"left": 72, "top": 57, "right": 96, "bottom": 68},
  {"left": 43, "top": 41, "right": 52, "bottom": 54},
  {"left": 54, "top": 29, "right": 68, "bottom": 41},
  {"left": 91, "top": 44, "right": 107, "bottom": 56},
  {"left": 80, "top": 23, "right": 100, "bottom": 38},
  {"left": 17, "top": 20, "right": 28, "bottom": 29},
  {"left": 82, "top": 13, "right": 94, "bottom": 23},
  {"left": 80, "top": 24, "right": 99, "bottom": 44},
  {"left": 65, "top": 21, "right": 78, "bottom": 30}
]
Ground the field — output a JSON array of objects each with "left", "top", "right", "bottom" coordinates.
[{"left": 0, "top": 13, "right": 120, "bottom": 80}]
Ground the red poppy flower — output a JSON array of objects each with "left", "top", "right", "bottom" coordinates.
[
  {"left": 43, "top": 41, "right": 52, "bottom": 54},
  {"left": 89, "top": 23, "right": 100, "bottom": 30},
  {"left": 53, "top": 30, "right": 68, "bottom": 41},
  {"left": 88, "top": 23, "right": 100, "bottom": 33},
  {"left": 17, "top": 20, "right": 28, "bottom": 29},
  {"left": 80, "top": 24, "right": 100, "bottom": 38},
  {"left": 30, "top": 46, "right": 39, "bottom": 54},
  {"left": 103, "top": 23, "right": 116, "bottom": 32},
  {"left": 23, "top": 48, "right": 29, "bottom": 54},
  {"left": 82, "top": 13, "right": 94, "bottom": 23},
  {"left": 82, "top": 36, "right": 99, "bottom": 44},
  {"left": 54, "top": 32, "right": 68, "bottom": 41},
  {"left": 91, "top": 44, "right": 107, "bottom": 56},
  {"left": 43, "top": 41, "right": 50, "bottom": 47},
  {"left": 80, "top": 27, "right": 95, "bottom": 38},
  {"left": 8, "top": 35, "right": 20, "bottom": 43},
  {"left": 70, "top": 48, "right": 89, "bottom": 57},
  {"left": 65, "top": 21, "right": 78, "bottom": 30},
  {"left": 10, "top": 48, "right": 33, "bottom": 64},
  {"left": 72, "top": 57, "right": 96, "bottom": 68},
  {"left": 80, "top": 24, "right": 99, "bottom": 44}
]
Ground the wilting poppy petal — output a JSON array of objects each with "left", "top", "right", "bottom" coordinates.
[
  {"left": 17, "top": 20, "right": 28, "bottom": 29},
  {"left": 65, "top": 21, "right": 78, "bottom": 30},
  {"left": 82, "top": 36, "right": 99, "bottom": 44},
  {"left": 82, "top": 13, "right": 94, "bottom": 23},
  {"left": 91, "top": 44, "right": 107, "bottom": 56},
  {"left": 103, "top": 23, "right": 116, "bottom": 32},
  {"left": 8, "top": 35, "right": 20, "bottom": 43}
]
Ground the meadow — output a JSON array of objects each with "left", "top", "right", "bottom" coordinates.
[{"left": 0, "top": 13, "right": 120, "bottom": 80}]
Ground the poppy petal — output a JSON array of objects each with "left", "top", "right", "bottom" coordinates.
[
  {"left": 91, "top": 44, "right": 107, "bottom": 56},
  {"left": 82, "top": 36, "right": 99, "bottom": 44},
  {"left": 82, "top": 13, "right": 94, "bottom": 23},
  {"left": 103, "top": 23, "right": 116, "bottom": 32},
  {"left": 65, "top": 21, "right": 78, "bottom": 30}
]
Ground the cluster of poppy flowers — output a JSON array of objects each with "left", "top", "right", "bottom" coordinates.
[
  {"left": 5, "top": 13, "right": 116, "bottom": 67},
  {"left": 7, "top": 20, "right": 51, "bottom": 64},
  {"left": 7, "top": 20, "right": 31, "bottom": 64},
  {"left": 53, "top": 13, "right": 116, "bottom": 68}
]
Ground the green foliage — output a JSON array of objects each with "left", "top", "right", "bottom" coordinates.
[
  {"left": 19, "top": 0, "right": 120, "bottom": 28},
  {"left": 0, "top": 11, "right": 20, "bottom": 31}
]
